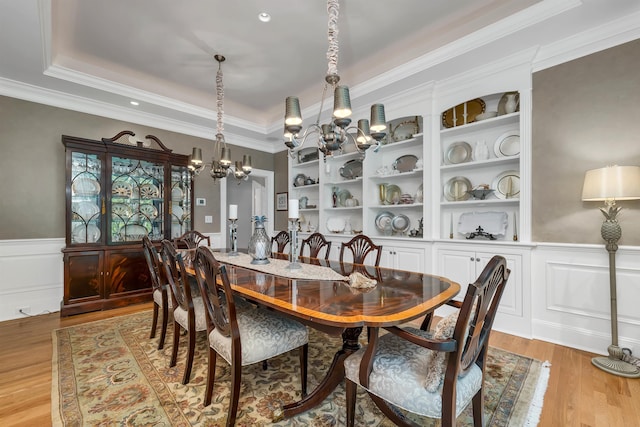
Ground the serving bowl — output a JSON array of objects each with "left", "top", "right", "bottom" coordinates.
[
  {"left": 467, "top": 188, "right": 495, "bottom": 200},
  {"left": 475, "top": 111, "right": 498, "bottom": 121}
]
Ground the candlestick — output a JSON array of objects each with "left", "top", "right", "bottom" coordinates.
[
  {"left": 452, "top": 106, "right": 457, "bottom": 127},
  {"left": 463, "top": 102, "right": 467, "bottom": 125},
  {"left": 449, "top": 214, "right": 454, "bottom": 239},
  {"left": 229, "top": 204, "right": 238, "bottom": 220},
  {"left": 513, "top": 213, "right": 518, "bottom": 241},
  {"left": 288, "top": 199, "right": 299, "bottom": 219},
  {"left": 454, "top": 181, "right": 460, "bottom": 200},
  {"left": 285, "top": 219, "right": 302, "bottom": 270},
  {"left": 228, "top": 218, "right": 238, "bottom": 256},
  {"left": 506, "top": 177, "right": 513, "bottom": 199}
]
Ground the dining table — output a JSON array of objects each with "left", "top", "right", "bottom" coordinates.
[{"left": 192, "top": 250, "right": 460, "bottom": 420}]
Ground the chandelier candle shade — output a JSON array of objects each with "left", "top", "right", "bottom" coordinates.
[
  {"left": 581, "top": 164, "right": 640, "bottom": 378},
  {"left": 189, "top": 55, "right": 252, "bottom": 182},
  {"left": 283, "top": 0, "right": 387, "bottom": 157}
]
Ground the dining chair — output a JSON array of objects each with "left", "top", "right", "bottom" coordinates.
[
  {"left": 299, "top": 232, "right": 332, "bottom": 260},
  {"left": 160, "top": 239, "right": 207, "bottom": 385},
  {"left": 193, "top": 246, "right": 309, "bottom": 426},
  {"left": 174, "top": 230, "right": 210, "bottom": 249},
  {"left": 343, "top": 255, "right": 510, "bottom": 427},
  {"left": 271, "top": 230, "right": 290, "bottom": 260},
  {"left": 339, "top": 234, "right": 382, "bottom": 266},
  {"left": 142, "top": 236, "right": 172, "bottom": 350}
]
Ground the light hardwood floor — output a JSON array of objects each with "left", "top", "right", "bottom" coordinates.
[{"left": 0, "top": 303, "right": 638, "bottom": 426}]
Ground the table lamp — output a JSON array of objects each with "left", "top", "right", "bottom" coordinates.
[{"left": 582, "top": 165, "right": 640, "bottom": 377}]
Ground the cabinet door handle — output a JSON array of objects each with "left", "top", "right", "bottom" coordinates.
[
  {"left": 475, "top": 257, "right": 480, "bottom": 262},
  {"left": 470, "top": 257, "right": 475, "bottom": 261}
]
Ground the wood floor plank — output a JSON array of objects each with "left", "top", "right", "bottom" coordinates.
[{"left": 0, "top": 303, "right": 639, "bottom": 426}]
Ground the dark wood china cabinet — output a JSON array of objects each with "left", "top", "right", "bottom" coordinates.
[{"left": 61, "top": 131, "right": 193, "bottom": 316}]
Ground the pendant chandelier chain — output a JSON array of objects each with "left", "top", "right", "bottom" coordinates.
[{"left": 326, "top": 0, "right": 339, "bottom": 77}]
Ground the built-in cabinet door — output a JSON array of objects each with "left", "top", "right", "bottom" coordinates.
[
  {"left": 105, "top": 248, "right": 152, "bottom": 299},
  {"left": 63, "top": 251, "right": 104, "bottom": 314},
  {"left": 380, "top": 245, "right": 425, "bottom": 273}
]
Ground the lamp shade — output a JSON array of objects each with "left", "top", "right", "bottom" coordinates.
[
  {"left": 582, "top": 165, "right": 640, "bottom": 201},
  {"left": 285, "top": 96, "right": 303, "bottom": 126},
  {"left": 370, "top": 104, "right": 387, "bottom": 132},
  {"left": 333, "top": 86, "right": 352, "bottom": 118},
  {"left": 191, "top": 147, "right": 203, "bottom": 164}
]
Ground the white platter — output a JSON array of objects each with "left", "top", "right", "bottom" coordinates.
[
  {"left": 72, "top": 177, "right": 100, "bottom": 196},
  {"left": 492, "top": 170, "right": 520, "bottom": 199},
  {"left": 494, "top": 131, "right": 520, "bottom": 157},
  {"left": 72, "top": 223, "right": 101, "bottom": 243},
  {"left": 172, "top": 204, "right": 183, "bottom": 222},
  {"left": 171, "top": 186, "right": 183, "bottom": 201},
  {"left": 73, "top": 201, "right": 99, "bottom": 222},
  {"left": 118, "top": 224, "right": 148, "bottom": 242}
]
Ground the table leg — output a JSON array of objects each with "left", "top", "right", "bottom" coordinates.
[{"left": 279, "top": 326, "right": 363, "bottom": 419}]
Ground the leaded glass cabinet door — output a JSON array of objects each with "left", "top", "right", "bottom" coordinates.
[
  {"left": 69, "top": 151, "right": 104, "bottom": 245},
  {"left": 170, "top": 165, "right": 192, "bottom": 238},
  {"left": 109, "top": 156, "right": 165, "bottom": 243}
]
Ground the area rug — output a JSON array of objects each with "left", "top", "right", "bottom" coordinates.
[{"left": 52, "top": 311, "right": 550, "bottom": 426}]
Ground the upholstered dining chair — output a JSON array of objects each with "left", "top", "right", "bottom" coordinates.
[
  {"left": 339, "top": 234, "right": 382, "bottom": 266},
  {"left": 343, "top": 255, "right": 510, "bottom": 427},
  {"left": 142, "top": 236, "right": 172, "bottom": 350},
  {"left": 271, "top": 230, "right": 290, "bottom": 260},
  {"left": 160, "top": 239, "right": 207, "bottom": 385},
  {"left": 174, "top": 230, "right": 210, "bottom": 249},
  {"left": 299, "top": 232, "right": 332, "bottom": 260},
  {"left": 193, "top": 246, "right": 309, "bottom": 426}
]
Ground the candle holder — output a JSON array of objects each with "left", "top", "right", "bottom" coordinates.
[
  {"left": 286, "top": 219, "right": 302, "bottom": 270},
  {"left": 228, "top": 218, "right": 239, "bottom": 256}
]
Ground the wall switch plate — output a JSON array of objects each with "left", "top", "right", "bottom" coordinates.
[
  {"left": 196, "top": 198, "right": 206, "bottom": 206},
  {"left": 204, "top": 215, "right": 213, "bottom": 224}
]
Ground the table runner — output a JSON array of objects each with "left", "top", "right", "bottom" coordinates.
[{"left": 210, "top": 250, "right": 349, "bottom": 282}]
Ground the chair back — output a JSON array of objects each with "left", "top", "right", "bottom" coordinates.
[
  {"left": 160, "top": 239, "right": 194, "bottom": 312},
  {"left": 271, "top": 230, "right": 290, "bottom": 253},
  {"left": 300, "top": 232, "right": 332, "bottom": 260},
  {"left": 142, "top": 236, "right": 163, "bottom": 292},
  {"left": 174, "top": 230, "right": 210, "bottom": 249},
  {"left": 193, "top": 246, "right": 237, "bottom": 338},
  {"left": 340, "top": 234, "right": 382, "bottom": 266},
  {"left": 447, "top": 255, "right": 510, "bottom": 383}
]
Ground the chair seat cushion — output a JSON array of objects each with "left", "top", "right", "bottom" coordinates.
[
  {"left": 173, "top": 297, "right": 207, "bottom": 331},
  {"left": 344, "top": 328, "right": 482, "bottom": 418},
  {"left": 152, "top": 286, "right": 173, "bottom": 308},
  {"left": 209, "top": 308, "right": 308, "bottom": 366}
]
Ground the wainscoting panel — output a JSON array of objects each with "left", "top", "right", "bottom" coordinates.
[{"left": 532, "top": 243, "right": 640, "bottom": 356}]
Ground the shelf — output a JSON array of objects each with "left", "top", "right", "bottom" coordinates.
[
  {"left": 440, "top": 198, "right": 518, "bottom": 207},
  {"left": 370, "top": 169, "right": 423, "bottom": 180},
  {"left": 440, "top": 156, "right": 518, "bottom": 172},
  {"left": 325, "top": 177, "right": 363, "bottom": 185},
  {"left": 328, "top": 151, "right": 363, "bottom": 161},
  {"left": 324, "top": 206, "right": 362, "bottom": 211},
  {"left": 293, "top": 183, "right": 319, "bottom": 190},
  {"left": 440, "top": 112, "right": 519, "bottom": 136},
  {"left": 292, "top": 159, "right": 320, "bottom": 168},
  {"left": 370, "top": 203, "right": 424, "bottom": 209},
  {"left": 377, "top": 135, "right": 422, "bottom": 151}
]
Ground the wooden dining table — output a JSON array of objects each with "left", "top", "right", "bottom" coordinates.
[{"left": 196, "top": 252, "right": 460, "bottom": 420}]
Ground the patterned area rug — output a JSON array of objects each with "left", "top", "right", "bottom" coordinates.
[{"left": 52, "top": 311, "right": 549, "bottom": 426}]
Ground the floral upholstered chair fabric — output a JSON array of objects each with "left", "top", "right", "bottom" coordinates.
[
  {"left": 193, "top": 247, "right": 308, "bottom": 426},
  {"left": 344, "top": 255, "right": 510, "bottom": 427}
]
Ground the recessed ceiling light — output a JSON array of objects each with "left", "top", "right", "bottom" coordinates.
[
  {"left": 258, "top": 12, "right": 271, "bottom": 23},
  {"left": 130, "top": 100, "right": 139, "bottom": 106}
]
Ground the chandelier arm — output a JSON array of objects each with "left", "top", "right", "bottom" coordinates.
[
  {"left": 287, "top": 124, "right": 323, "bottom": 157},
  {"left": 326, "top": 0, "right": 339, "bottom": 76}
]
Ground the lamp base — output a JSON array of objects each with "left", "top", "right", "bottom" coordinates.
[{"left": 592, "top": 345, "right": 640, "bottom": 378}]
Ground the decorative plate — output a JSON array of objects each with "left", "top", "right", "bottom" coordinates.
[
  {"left": 391, "top": 214, "right": 411, "bottom": 233},
  {"left": 393, "top": 154, "right": 419, "bottom": 172},
  {"left": 385, "top": 184, "right": 402, "bottom": 205},
  {"left": 139, "top": 204, "right": 158, "bottom": 220},
  {"left": 339, "top": 159, "right": 363, "bottom": 179},
  {"left": 140, "top": 183, "right": 160, "bottom": 199},
  {"left": 374, "top": 211, "right": 394, "bottom": 232},
  {"left": 297, "top": 147, "right": 319, "bottom": 163},
  {"left": 494, "top": 131, "right": 520, "bottom": 157},
  {"left": 326, "top": 217, "right": 346, "bottom": 233},
  {"left": 388, "top": 116, "right": 422, "bottom": 142},
  {"left": 444, "top": 141, "right": 472, "bottom": 165},
  {"left": 72, "top": 177, "right": 100, "bottom": 196},
  {"left": 444, "top": 176, "right": 472, "bottom": 201},
  {"left": 416, "top": 184, "right": 424, "bottom": 203},
  {"left": 112, "top": 203, "right": 132, "bottom": 219},
  {"left": 337, "top": 189, "right": 352, "bottom": 207},
  {"left": 441, "top": 98, "right": 486, "bottom": 128},
  {"left": 492, "top": 170, "right": 520, "bottom": 199},
  {"left": 293, "top": 173, "right": 307, "bottom": 187},
  {"left": 118, "top": 224, "right": 148, "bottom": 242},
  {"left": 72, "top": 223, "right": 101, "bottom": 244},
  {"left": 73, "top": 201, "right": 99, "bottom": 222},
  {"left": 112, "top": 181, "right": 133, "bottom": 198},
  {"left": 171, "top": 204, "right": 184, "bottom": 222},
  {"left": 171, "top": 186, "right": 183, "bottom": 201}
]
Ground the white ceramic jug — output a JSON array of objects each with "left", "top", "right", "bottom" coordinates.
[{"left": 473, "top": 141, "right": 489, "bottom": 161}]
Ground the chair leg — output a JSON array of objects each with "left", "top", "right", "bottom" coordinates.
[
  {"left": 182, "top": 326, "right": 196, "bottom": 385},
  {"left": 204, "top": 346, "right": 217, "bottom": 406},
  {"left": 262, "top": 360, "right": 268, "bottom": 370},
  {"left": 150, "top": 302, "right": 159, "bottom": 339},
  {"left": 227, "top": 361, "right": 242, "bottom": 427},
  {"left": 170, "top": 321, "right": 180, "bottom": 368},
  {"left": 158, "top": 300, "right": 169, "bottom": 350},
  {"left": 299, "top": 344, "right": 308, "bottom": 397},
  {"left": 346, "top": 379, "right": 357, "bottom": 427},
  {"left": 472, "top": 387, "right": 484, "bottom": 427}
]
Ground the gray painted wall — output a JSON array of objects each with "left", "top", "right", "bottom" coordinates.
[
  {"left": 0, "top": 96, "right": 273, "bottom": 239},
  {"left": 532, "top": 38, "right": 640, "bottom": 245}
]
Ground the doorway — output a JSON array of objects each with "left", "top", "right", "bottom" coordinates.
[{"left": 221, "top": 168, "right": 274, "bottom": 250}]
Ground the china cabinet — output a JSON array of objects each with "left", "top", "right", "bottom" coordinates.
[{"left": 61, "top": 130, "right": 193, "bottom": 316}]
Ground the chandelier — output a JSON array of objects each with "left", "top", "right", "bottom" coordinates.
[
  {"left": 190, "top": 55, "right": 252, "bottom": 182},
  {"left": 283, "top": 0, "right": 387, "bottom": 157}
]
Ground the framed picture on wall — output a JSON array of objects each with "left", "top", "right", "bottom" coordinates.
[{"left": 276, "top": 192, "right": 288, "bottom": 211}]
